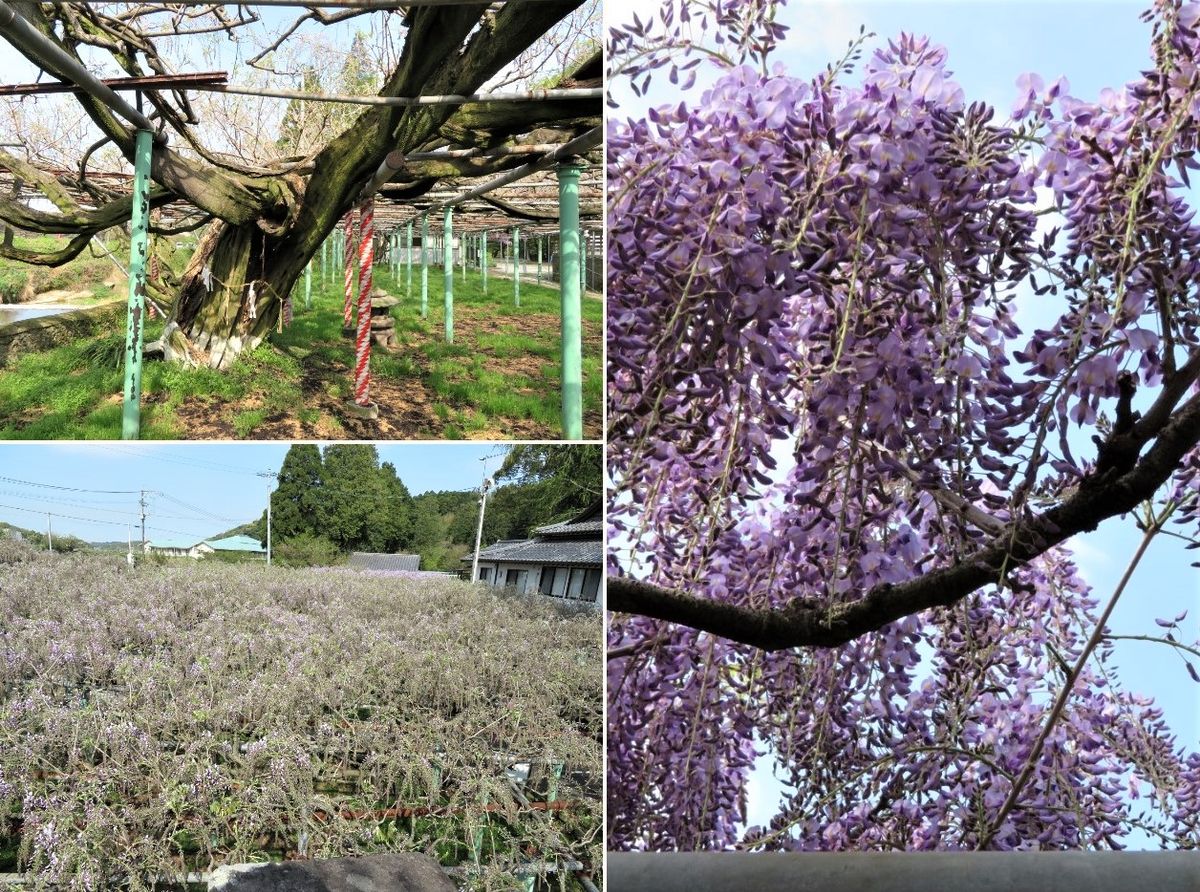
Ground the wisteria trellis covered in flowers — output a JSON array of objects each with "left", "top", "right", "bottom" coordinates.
[
  {"left": 607, "top": 0, "right": 1200, "bottom": 852},
  {"left": 0, "top": 545, "right": 601, "bottom": 888}
]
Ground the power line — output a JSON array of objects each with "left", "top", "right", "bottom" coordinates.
[
  {"left": 97, "top": 444, "right": 267, "bottom": 476},
  {"left": 150, "top": 491, "right": 242, "bottom": 524},
  {"left": 0, "top": 502, "right": 210, "bottom": 538},
  {"left": 0, "top": 474, "right": 141, "bottom": 495},
  {"left": 0, "top": 488, "right": 141, "bottom": 509}
]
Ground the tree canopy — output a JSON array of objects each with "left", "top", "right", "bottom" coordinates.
[
  {"left": 607, "top": 0, "right": 1200, "bottom": 853},
  {"left": 0, "top": 1, "right": 600, "bottom": 365},
  {"left": 264, "top": 443, "right": 414, "bottom": 558},
  {"left": 262, "top": 443, "right": 600, "bottom": 570}
]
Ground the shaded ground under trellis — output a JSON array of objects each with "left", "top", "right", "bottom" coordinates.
[{"left": 0, "top": 264, "right": 602, "bottom": 440}]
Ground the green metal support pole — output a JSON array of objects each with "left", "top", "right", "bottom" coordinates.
[
  {"left": 513, "top": 225, "right": 520, "bottom": 307},
  {"left": 460, "top": 230, "right": 466, "bottom": 283},
  {"left": 580, "top": 226, "right": 587, "bottom": 291},
  {"left": 482, "top": 228, "right": 488, "bottom": 295},
  {"left": 304, "top": 260, "right": 311, "bottom": 309},
  {"left": 537, "top": 235, "right": 543, "bottom": 284},
  {"left": 121, "top": 128, "right": 153, "bottom": 440},
  {"left": 420, "top": 214, "right": 429, "bottom": 318},
  {"left": 557, "top": 161, "right": 584, "bottom": 439},
  {"left": 406, "top": 221, "right": 413, "bottom": 299},
  {"left": 443, "top": 206, "right": 453, "bottom": 343}
]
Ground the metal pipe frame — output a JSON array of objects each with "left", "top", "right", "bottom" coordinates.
[
  {"left": 0, "top": 1, "right": 162, "bottom": 138},
  {"left": 198, "top": 83, "right": 601, "bottom": 108},
  {"left": 608, "top": 853, "right": 1200, "bottom": 892},
  {"left": 396, "top": 127, "right": 601, "bottom": 225}
]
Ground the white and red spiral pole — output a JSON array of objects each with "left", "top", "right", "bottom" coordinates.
[
  {"left": 342, "top": 208, "right": 357, "bottom": 337},
  {"left": 352, "top": 196, "right": 376, "bottom": 412}
]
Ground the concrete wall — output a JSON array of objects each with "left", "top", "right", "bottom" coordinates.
[
  {"left": 0, "top": 302, "right": 122, "bottom": 367},
  {"left": 607, "top": 852, "right": 1200, "bottom": 892}
]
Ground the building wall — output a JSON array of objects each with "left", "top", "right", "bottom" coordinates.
[{"left": 476, "top": 561, "right": 600, "bottom": 603}]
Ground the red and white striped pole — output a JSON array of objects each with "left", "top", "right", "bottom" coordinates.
[
  {"left": 353, "top": 196, "right": 375, "bottom": 411},
  {"left": 342, "top": 208, "right": 357, "bottom": 337}
]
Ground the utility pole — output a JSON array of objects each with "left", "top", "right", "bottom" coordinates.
[
  {"left": 257, "top": 472, "right": 275, "bottom": 566},
  {"left": 471, "top": 474, "right": 494, "bottom": 583},
  {"left": 139, "top": 490, "right": 147, "bottom": 551}
]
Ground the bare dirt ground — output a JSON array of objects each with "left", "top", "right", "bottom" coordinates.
[{"left": 158, "top": 306, "right": 602, "bottom": 440}]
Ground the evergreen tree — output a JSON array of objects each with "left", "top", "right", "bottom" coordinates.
[
  {"left": 275, "top": 66, "right": 330, "bottom": 157},
  {"left": 268, "top": 444, "right": 325, "bottom": 542},
  {"left": 495, "top": 444, "right": 602, "bottom": 521},
  {"left": 365, "top": 461, "right": 415, "bottom": 552},
  {"left": 319, "top": 444, "right": 383, "bottom": 551}
]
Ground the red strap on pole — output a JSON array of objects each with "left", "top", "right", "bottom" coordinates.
[
  {"left": 353, "top": 197, "right": 374, "bottom": 407},
  {"left": 342, "top": 208, "right": 357, "bottom": 330}
]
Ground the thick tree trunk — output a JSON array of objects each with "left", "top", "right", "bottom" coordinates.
[{"left": 160, "top": 215, "right": 311, "bottom": 369}]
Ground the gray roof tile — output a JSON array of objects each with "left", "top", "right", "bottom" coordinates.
[
  {"left": 470, "top": 538, "right": 601, "bottom": 567},
  {"left": 347, "top": 552, "right": 422, "bottom": 571}
]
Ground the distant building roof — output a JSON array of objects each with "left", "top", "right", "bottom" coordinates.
[
  {"left": 147, "top": 537, "right": 205, "bottom": 550},
  {"left": 473, "top": 537, "right": 601, "bottom": 567},
  {"left": 206, "top": 534, "right": 265, "bottom": 553},
  {"left": 347, "top": 552, "right": 422, "bottom": 572},
  {"left": 465, "top": 504, "right": 602, "bottom": 567},
  {"left": 533, "top": 505, "right": 603, "bottom": 538}
]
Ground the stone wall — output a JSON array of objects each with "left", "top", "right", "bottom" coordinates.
[{"left": 0, "top": 302, "right": 123, "bottom": 367}]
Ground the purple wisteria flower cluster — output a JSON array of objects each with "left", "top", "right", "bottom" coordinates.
[
  {"left": 607, "top": 0, "right": 1200, "bottom": 852},
  {"left": 0, "top": 545, "right": 600, "bottom": 889}
]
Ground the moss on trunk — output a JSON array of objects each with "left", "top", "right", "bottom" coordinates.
[{"left": 167, "top": 221, "right": 307, "bottom": 369}]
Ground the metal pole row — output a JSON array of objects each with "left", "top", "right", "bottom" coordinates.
[
  {"left": 443, "top": 207, "right": 454, "bottom": 343},
  {"left": 202, "top": 83, "right": 601, "bottom": 109},
  {"left": 558, "top": 161, "right": 584, "bottom": 440}
]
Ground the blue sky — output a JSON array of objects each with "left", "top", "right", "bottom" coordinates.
[
  {"left": 0, "top": 442, "right": 505, "bottom": 545},
  {"left": 609, "top": 0, "right": 1199, "bottom": 848}
]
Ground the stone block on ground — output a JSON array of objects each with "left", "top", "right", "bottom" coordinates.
[{"left": 208, "top": 853, "right": 456, "bottom": 892}]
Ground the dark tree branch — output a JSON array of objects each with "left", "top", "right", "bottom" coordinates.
[
  {"left": 0, "top": 231, "right": 93, "bottom": 266},
  {"left": 609, "top": 384, "right": 1200, "bottom": 650}
]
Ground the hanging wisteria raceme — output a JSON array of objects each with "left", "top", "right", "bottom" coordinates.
[{"left": 608, "top": 0, "right": 1200, "bottom": 852}]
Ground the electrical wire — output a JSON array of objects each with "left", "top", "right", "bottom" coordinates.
[
  {"left": 149, "top": 490, "right": 242, "bottom": 524},
  {"left": 96, "top": 444, "right": 269, "bottom": 476},
  {"left": 0, "top": 474, "right": 141, "bottom": 495},
  {"left": 0, "top": 502, "right": 208, "bottom": 538}
]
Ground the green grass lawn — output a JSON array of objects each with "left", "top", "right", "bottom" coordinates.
[{"left": 0, "top": 257, "right": 602, "bottom": 440}]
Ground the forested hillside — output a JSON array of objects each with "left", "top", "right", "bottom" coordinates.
[{"left": 253, "top": 444, "right": 601, "bottom": 570}]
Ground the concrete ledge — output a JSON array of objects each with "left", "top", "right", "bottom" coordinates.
[
  {"left": 208, "top": 853, "right": 456, "bottom": 892},
  {"left": 345, "top": 399, "right": 379, "bottom": 419},
  {"left": 0, "top": 302, "right": 122, "bottom": 367},
  {"left": 607, "top": 852, "right": 1200, "bottom": 892}
]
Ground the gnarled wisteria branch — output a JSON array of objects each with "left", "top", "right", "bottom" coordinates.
[{"left": 609, "top": 381, "right": 1200, "bottom": 649}]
